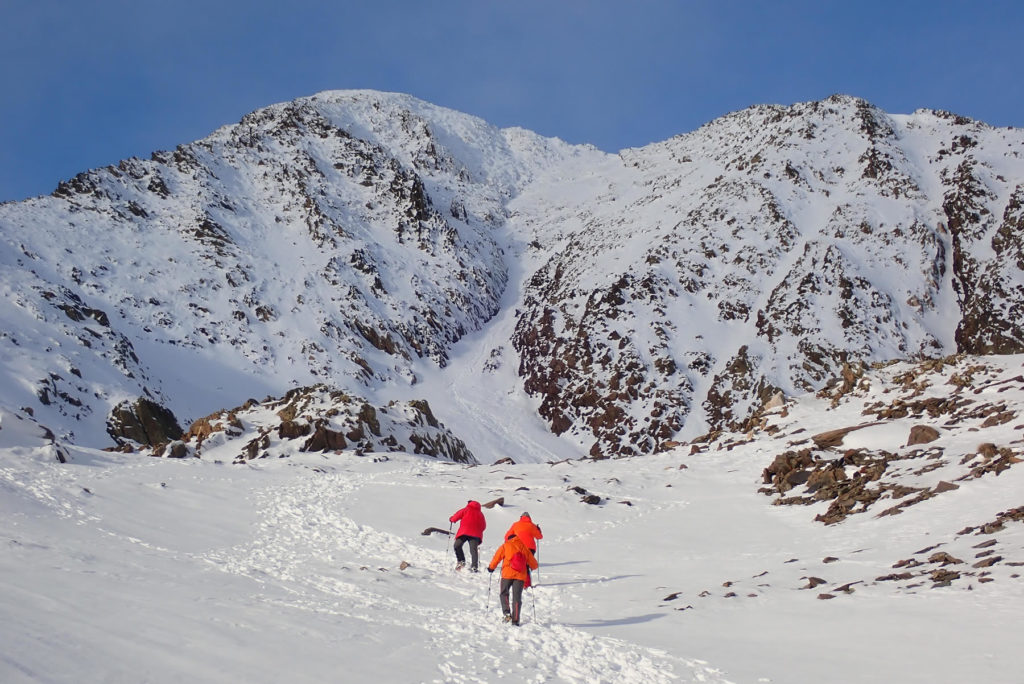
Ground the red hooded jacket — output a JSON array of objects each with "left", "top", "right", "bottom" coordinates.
[{"left": 449, "top": 500, "right": 486, "bottom": 539}]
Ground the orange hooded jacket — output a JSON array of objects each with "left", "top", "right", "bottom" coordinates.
[
  {"left": 504, "top": 515, "right": 542, "bottom": 552},
  {"left": 487, "top": 535, "right": 538, "bottom": 581}
]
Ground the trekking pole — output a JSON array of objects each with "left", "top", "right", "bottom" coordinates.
[
  {"left": 447, "top": 522, "right": 453, "bottom": 563},
  {"left": 486, "top": 571, "right": 493, "bottom": 613},
  {"left": 534, "top": 540, "right": 540, "bottom": 585},
  {"left": 531, "top": 582, "right": 537, "bottom": 624}
]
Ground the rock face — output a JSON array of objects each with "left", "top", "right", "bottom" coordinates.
[
  {"left": 176, "top": 385, "right": 475, "bottom": 464},
  {"left": 510, "top": 97, "right": 1024, "bottom": 456},
  {"left": 106, "top": 398, "right": 183, "bottom": 447},
  {"left": 2, "top": 91, "right": 1024, "bottom": 458},
  {"left": 752, "top": 354, "right": 1024, "bottom": 525}
]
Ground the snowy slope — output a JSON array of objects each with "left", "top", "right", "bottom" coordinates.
[
  {"left": 3, "top": 92, "right": 1024, "bottom": 463},
  {"left": 509, "top": 97, "right": 1024, "bottom": 456},
  {"left": 3, "top": 354, "right": 1024, "bottom": 683},
  {"left": 0, "top": 90, "right": 595, "bottom": 456}
]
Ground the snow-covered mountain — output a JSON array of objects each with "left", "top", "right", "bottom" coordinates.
[
  {"left": 2, "top": 90, "right": 1024, "bottom": 463},
  {"left": 510, "top": 97, "right": 1024, "bottom": 457},
  {"left": 4, "top": 91, "right": 1024, "bottom": 683}
]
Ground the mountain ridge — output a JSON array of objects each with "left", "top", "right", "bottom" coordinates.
[{"left": 2, "top": 90, "right": 1023, "bottom": 462}]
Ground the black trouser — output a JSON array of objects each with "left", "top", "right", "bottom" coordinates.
[
  {"left": 453, "top": 535, "right": 480, "bottom": 569},
  {"left": 499, "top": 578, "right": 525, "bottom": 623}
]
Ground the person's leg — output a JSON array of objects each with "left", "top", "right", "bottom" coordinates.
[
  {"left": 453, "top": 535, "right": 466, "bottom": 566},
  {"left": 510, "top": 579, "right": 525, "bottom": 624},
  {"left": 468, "top": 537, "right": 480, "bottom": 571},
  {"left": 499, "top": 578, "right": 513, "bottom": 618}
]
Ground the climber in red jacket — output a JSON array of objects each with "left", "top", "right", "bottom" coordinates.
[{"left": 449, "top": 500, "right": 486, "bottom": 571}]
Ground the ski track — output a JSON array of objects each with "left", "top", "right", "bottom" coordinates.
[{"left": 199, "top": 466, "right": 731, "bottom": 683}]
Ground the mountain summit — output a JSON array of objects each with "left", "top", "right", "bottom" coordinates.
[{"left": 1, "top": 91, "right": 1023, "bottom": 460}]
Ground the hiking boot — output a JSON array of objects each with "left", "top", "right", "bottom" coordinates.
[
  {"left": 503, "top": 614, "right": 512, "bottom": 623},
  {"left": 511, "top": 620, "right": 520, "bottom": 627},
  {"left": 469, "top": 566, "right": 479, "bottom": 573},
  {"left": 455, "top": 562, "right": 465, "bottom": 571}
]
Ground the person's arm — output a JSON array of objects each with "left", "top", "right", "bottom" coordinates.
[
  {"left": 449, "top": 508, "right": 464, "bottom": 523},
  {"left": 527, "top": 547, "right": 539, "bottom": 570},
  {"left": 534, "top": 523, "right": 543, "bottom": 540},
  {"left": 488, "top": 545, "right": 504, "bottom": 572}
]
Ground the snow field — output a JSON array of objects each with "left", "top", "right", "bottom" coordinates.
[
  {"left": 6, "top": 352, "right": 1024, "bottom": 684},
  {"left": 1, "top": 437, "right": 731, "bottom": 683}
]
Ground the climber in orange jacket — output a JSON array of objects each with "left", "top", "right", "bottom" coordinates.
[
  {"left": 504, "top": 512, "right": 543, "bottom": 558},
  {"left": 487, "top": 533, "right": 538, "bottom": 626}
]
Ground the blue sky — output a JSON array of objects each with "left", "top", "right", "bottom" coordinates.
[{"left": 2, "top": 1, "right": 1022, "bottom": 202}]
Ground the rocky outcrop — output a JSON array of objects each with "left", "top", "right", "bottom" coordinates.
[
  {"left": 681, "top": 354, "right": 1024, "bottom": 602},
  {"left": 752, "top": 355, "right": 1024, "bottom": 524},
  {"left": 906, "top": 425, "right": 941, "bottom": 446},
  {"left": 106, "top": 398, "right": 183, "bottom": 447},
  {"left": 175, "top": 385, "right": 475, "bottom": 464}
]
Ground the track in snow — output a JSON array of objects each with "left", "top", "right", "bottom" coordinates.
[{"left": 200, "top": 465, "right": 732, "bottom": 683}]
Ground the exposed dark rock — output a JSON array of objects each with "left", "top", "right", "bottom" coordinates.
[
  {"left": 279, "top": 420, "right": 312, "bottom": 440},
  {"left": 303, "top": 421, "right": 348, "bottom": 452},
  {"left": 927, "top": 552, "right": 963, "bottom": 566},
  {"left": 811, "top": 422, "right": 879, "bottom": 449},
  {"left": 175, "top": 385, "right": 475, "bottom": 464},
  {"left": 930, "top": 568, "right": 961, "bottom": 584},
  {"left": 906, "top": 425, "right": 941, "bottom": 446},
  {"left": 106, "top": 398, "right": 183, "bottom": 447}
]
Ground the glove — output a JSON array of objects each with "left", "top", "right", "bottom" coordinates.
[{"left": 488, "top": 568, "right": 495, "bottom": 573}]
